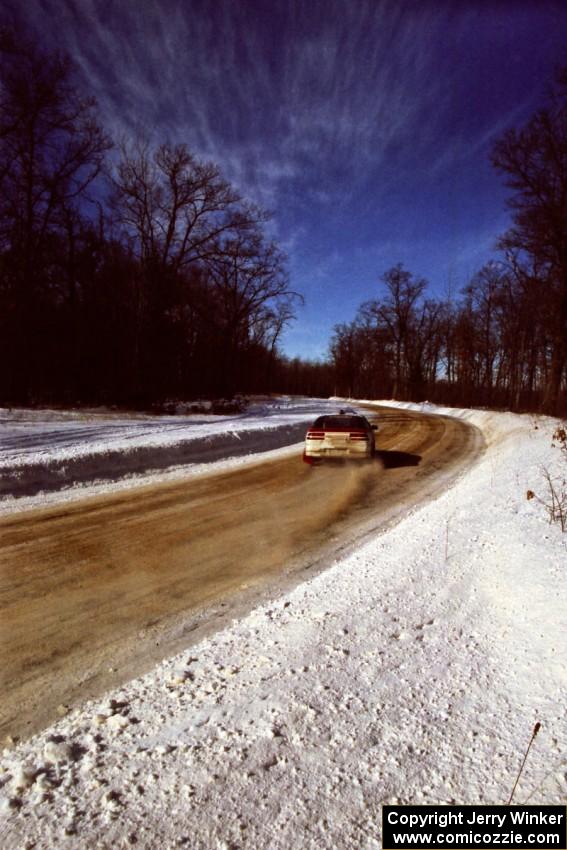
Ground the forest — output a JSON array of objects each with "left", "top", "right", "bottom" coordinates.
[
  {"left": 331, "top": 73, "right": 567, "bottom": 416},
  {"left": 1, "top": 27, "right": 566, "bottom": 414}
]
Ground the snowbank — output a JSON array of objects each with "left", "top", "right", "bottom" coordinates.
[
  {"left": 0, "top": 399, "right": 319, "bottom": 471},
  {"left": 1, "top": 402, "right": 566, "bottom": 849},
  {"left": 0, "top": 397, "right": 336, "bottom": 509}
]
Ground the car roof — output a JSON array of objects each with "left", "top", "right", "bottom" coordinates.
[{"left": 312, "top": 413, "right": 369, "bottom": 428}]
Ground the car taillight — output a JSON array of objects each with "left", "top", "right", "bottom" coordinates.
[
  {"left": 306, "top": 430, "right": 325, "bottom": 440},
  {"left": 349, "top": 431, "right": 368, "bottom": 441}
]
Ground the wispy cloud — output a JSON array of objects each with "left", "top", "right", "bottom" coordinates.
[
  {"left": 7, "top": 0, "right": 567, "bottom": 356},
  {"left": 13, "top": 1, "right": 453, "bottom": 206}
]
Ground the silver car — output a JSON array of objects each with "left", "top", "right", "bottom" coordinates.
[{"left": 303, "top": 411, "right": 377, "bottom": 463}]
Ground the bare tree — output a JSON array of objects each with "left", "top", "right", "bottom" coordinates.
[
  {"left": 491, "top": 72, "right": 567, "bottom": 413},
  {"left": 111, "top": 138, "right": 304, "bottom": 399},
  {"left": 113, "top": 140, "right": 264, "bottom": 272},
  {"left": 0, "top": 26, "right": 111, "bottom": 401},
  {"left": 460, "top": 261, "right": 505, "bottom": 403},
  {"left": 0, "top": 27, "right": 110, "bottom": 259},
  {"left": 207, "top": 231, "right": 301, "bottom": 394},
  {"left": 363, "top": 264, "right": 427, "bottom": 398},
  {"left": 330, "top": 321, "right": 372, "bottom": 399}
]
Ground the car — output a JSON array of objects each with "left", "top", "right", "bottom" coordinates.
[{"left": 303, "top": 410, "right": 378, "bottom": 463}]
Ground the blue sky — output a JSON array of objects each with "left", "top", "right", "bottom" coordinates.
[{"left": 6, "top": 0, "right": 567, "bottom": 359}]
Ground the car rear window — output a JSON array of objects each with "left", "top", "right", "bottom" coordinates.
[{"left": 311, "top": 415, "right": 368, "bottom": 429}]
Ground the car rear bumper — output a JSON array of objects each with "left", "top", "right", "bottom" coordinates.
[{"left": 304, "top": 444, "right": 372, "bottom": 459}]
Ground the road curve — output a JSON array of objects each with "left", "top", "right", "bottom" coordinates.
[{"left": 0, "top": 405, "right": 484, "bottom": 740}]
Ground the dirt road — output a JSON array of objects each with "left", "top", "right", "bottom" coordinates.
[{"left": 0, "top": 406, "right": 484, "bottom": 740}]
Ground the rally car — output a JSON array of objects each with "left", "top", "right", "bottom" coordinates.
[{"left": 303, "top": 410, "right": 378, "bottom": 463}]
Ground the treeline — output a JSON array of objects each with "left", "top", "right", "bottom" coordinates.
[
  {"left": 0, "top": 27, "right": 312, "bottom": 407},
  {"left": 331, "top": 260, "right": 563, "bottom": 412},
  {"left": 332, "top": 71, "right": 567, "bottom": 416}
]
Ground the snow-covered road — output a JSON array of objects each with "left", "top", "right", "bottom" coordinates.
[
  {"left": 0, "top": 398, "right": 335, "bottom": 503},
  {"left": 0, "top": 398, "right": 323, "bottom": 464},
  {"left": 1, "top": 405, "right": 479, "bottom": 741},
  {"left": 1, "top": 401, "right": 566, "bottom": 850}
]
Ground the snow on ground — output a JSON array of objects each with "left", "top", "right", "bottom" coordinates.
[
  {"left": 1, "top": 402, "right": 566, "bottom": 849},
  {"left": 0, "top": 397, "right": 338, "bottom": 509},
  {"left": 0, "top": 440, "right": 305, "bottom": 517},
  {"left": 0, "top": 398, "right": 321, "bottom": 468}
]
